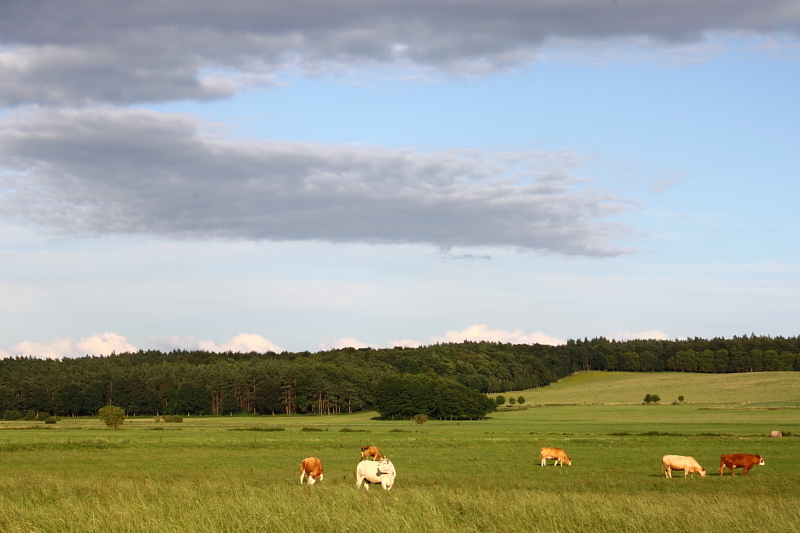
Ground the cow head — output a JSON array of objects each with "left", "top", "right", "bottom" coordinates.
[
  {"left": 307, "top": 470, "right": 323, "bottom": 484},
  {"left": 376, "top": 457, "right": 391, "bottom": 475},
  {"left": 758, "top": 456, "right": 765, "bottom": 466},
  {"left": 698, "top": 468, "right": 707, "bottom": 478}
]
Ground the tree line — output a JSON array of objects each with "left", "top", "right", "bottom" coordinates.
[{"left": 1, "top": 334, "right": 798, "bottom": 418}]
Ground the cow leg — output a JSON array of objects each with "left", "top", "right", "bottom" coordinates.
[
  {"left": 300, "top": 471, "right": 306, "bottom": 484},
  {"left": 743, "top": 466, "right": 751, "bottom": 475}
]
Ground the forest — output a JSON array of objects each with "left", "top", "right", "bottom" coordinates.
[{"left": 1, "top": 334, "right": 799, "bottom": 418}]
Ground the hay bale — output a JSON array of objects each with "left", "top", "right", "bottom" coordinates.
[{"left": 770, "top": 430, "right": 782, "bottom": 438}]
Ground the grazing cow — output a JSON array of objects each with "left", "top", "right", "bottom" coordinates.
[
  {"left": 540, "top": 447, "right": 572, "bottom": 467},
  {"left": 299, "top": 457, "right": 324, "bottom": 485},
  {"left": 356, "top": 457, "right": 396, "bottom": 490},
  {"left": 360, "top": 445, "right": 384, "bottom": 461},
  {"left": 661, "top": 455, "right": 706, "bottom": 479},
  {"left": 718, "top": 454, "right": 765, "bottom": 476}
]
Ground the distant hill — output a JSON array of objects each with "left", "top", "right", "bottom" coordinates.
[{"left": 509, "top": 371, "right": 800, "bottom": 407}]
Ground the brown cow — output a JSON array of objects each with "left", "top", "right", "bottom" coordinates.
[
  {"left": 360, "top": 445, "right": 384, "bottom": 461},
  {"left": 718, "top": 454, "right": 764, "bottom": 476},
  {"left": 661, "top": 455, "right": 706, "bottom": 478},
  {"left": 540, "top": 447, "right": 571, "bottom": 467},
  {"left": 299, "top": 457, "right": 324, "bottom": 485}
]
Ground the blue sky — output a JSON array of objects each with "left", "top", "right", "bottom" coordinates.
[{"left": 1, "top": 1, "right": 798, "bottom": 357}]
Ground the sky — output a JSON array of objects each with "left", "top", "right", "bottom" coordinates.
[{"left": 1, "top": 0, "right": 799, "bottom": 358}]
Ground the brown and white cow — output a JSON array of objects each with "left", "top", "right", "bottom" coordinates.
[
  {"left": 540, "top": 447, "right": 572, "bottom": 467},
  {"left": 718, "top": 454, "right": 765, "bottom": 476},
  {"left": 661, "top": 455, "right": 706, "bottom": 479},
  {"left": 360, "top": 445, "right": 384, "bottom": 461},
  {"left": 299, "top": 457, "right": 324, "bottom": 485}
]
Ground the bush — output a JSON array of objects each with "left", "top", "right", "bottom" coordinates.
[
  {"left": 339, "top": 427, "right": 370, "bottom": 432},
  {"left": 644, "top": 394, "right": 661, "bottom": 404},
  {"left": 163, "top": 415, "right": 183, "bottom": 423},
  {"left": 3, "top": 410, "right": 21, "bottom": 421},
  {"left": 507, "top": 397, "right": 517, "bottom": 406},
  {"left": 374, "top": 373, "right": 496, "bottom": 420},
  {"left": 22, "top": 410, "right": 36, "bottom": 421},
  {"left": 412, "top": 414, "right": 428, "bottom": 424},
  {"left": 495, "top": 395, "right": 506, "bottom": 406},
  {"left": 678, "top": 396, "right": 685, "bottom": 403},
  {"left": 44, "top": 416, "right": 57, "bottom": 424},
  {"left": 517, "top": 396, "right": 525, "bottom": 405},
  {"left": 301, "top": 427, "right": 324, "bottom": 432},
  {"left": 98, "top": 406, "right": 126, "bottom": 429},
  {"left": 36, "top": 412, "right": 50, "bottom": 422}
]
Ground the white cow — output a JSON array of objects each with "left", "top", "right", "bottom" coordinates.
[
  {"left": 661, "top": 455, "right": 706, "bottom": 479},
  {"left": 356, "top": 457, "right": 396, "bottom": 490}
]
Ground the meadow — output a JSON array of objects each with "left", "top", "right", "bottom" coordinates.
[{"left": 1, "top": 372, "right": 799, "bottom": 533}]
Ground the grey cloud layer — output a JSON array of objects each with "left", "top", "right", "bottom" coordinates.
[
  {"left": 0, "top": 0, "right": 797, "bottom": 105},
  {"left": 0, "top": 109, "right": 631, "bottom": 256}
]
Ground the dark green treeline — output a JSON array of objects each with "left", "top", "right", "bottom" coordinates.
[{"left": 1, "top": 334, "right": 798, "bottom": 418}]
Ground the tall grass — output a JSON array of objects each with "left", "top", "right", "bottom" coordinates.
[{"left": 0, "top": 471, "right": 798, "bottom": 533}]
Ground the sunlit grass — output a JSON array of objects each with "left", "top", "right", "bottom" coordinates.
[{"left": 508, "top": 370, "right": 800, "bottom": 406}]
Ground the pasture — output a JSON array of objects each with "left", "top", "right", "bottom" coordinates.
[{"left": 1, "top": 372, "right": 799, "bottom": 532}]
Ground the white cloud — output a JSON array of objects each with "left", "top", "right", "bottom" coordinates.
[
  {"left": 198, "top": 333, "right": 282, "bottom": 353},
  {"left": 429, "top": 325, "right": 566, "bottom": 346},
  {"left": 148, "top": 333, "right": 282, "bottom": 353},
  {"left": 1, "top": 332, "right": 137, "bottom": 359},
  {"left": 318, "top": 325, "right": 567, "bottom": 351},
  {"left": 609, "top": 329, "right": 670, "bottom": 341},
  {"left": 317, "top": 337, "right": 381, "bottom": 351}
]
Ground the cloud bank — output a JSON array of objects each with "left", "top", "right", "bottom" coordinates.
[
  {"left": 1, "top": 333, "right": 283, "bottom": 359},
  {"left": 0, "top": 108, "right": 633, "bottom": 255},
  {"left": 429, "top": 325, "right": 566, "bottom": 346},
  {"left": 0, "top": 0, "right": 797, "bottom": 106},
  {"left": 0, "top": 332, "right": 138, "bottom": 359},
  {"left": 1, "top": 325, "right": 565, "bottom": 359},
  {"left": 609, "top": 329, "right": 670, "bottom": 341}
]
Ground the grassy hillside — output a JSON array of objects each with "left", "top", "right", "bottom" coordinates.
[{"left": 507, "top": 371, "right": 800, "bottom": 406}]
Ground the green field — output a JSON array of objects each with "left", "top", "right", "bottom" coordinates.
[{"left": 1, "top": 372, "right": 799, "bottom": 532}]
